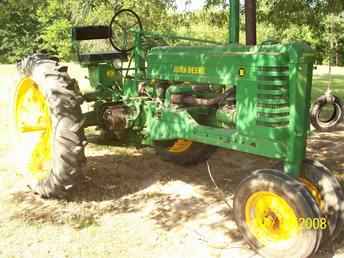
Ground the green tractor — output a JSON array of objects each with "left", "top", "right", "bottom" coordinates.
[{"left": 11, "top": 1, "right": 344, "bottom": 257}]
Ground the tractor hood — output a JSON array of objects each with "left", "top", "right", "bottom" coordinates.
[{"left": 146, "top": 43, "right": 315, "bottom": 85}]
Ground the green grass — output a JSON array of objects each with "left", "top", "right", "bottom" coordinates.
[
  {"left": 312, "top": 74, "right": 344, "bottom": 100},
  {"left": 312, "top": 65, "right": 344, "bottom": 100}
]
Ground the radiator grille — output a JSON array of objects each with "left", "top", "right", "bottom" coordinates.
[{"left": 256, "top": 66, "right": 289, "bottom": 128}]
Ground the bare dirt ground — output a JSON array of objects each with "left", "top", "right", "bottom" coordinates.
[{"left": 1, "top": 65, "right": 344, "bottom": 258}]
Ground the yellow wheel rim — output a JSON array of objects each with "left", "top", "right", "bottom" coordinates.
[
  {"left": 168, "top": 139, "right": 193, "bottom": 153},
  {"left": 245, "top": 191, "right": 300, "bottom": 244},
  {"left": 14, "top": 78, "right": 53, "bottom": 180}
]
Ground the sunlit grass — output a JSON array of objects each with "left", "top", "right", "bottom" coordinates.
[{"left": 312, "top": 74, "right": 344, "bottom": 100}]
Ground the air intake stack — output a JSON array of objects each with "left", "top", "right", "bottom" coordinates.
[
  {"left": 229, "top": 0, "right": 257, "bottom": 45},
  {"left": 229, "top": 0, "right": 240, "bottom": 44}
]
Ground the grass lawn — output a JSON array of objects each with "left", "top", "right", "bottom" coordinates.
[
  {"left": 313, "top": 74, "right": 344, "bottom": 99},
  {"left": 313, "top": 65, "right": 344, "bottom": 100}
]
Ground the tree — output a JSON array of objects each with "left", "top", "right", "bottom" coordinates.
[
  {"left": 0, "top": 0, "right": 43, "bottom": 63},
  {"left": 0, "top": 0, "right": 343, "bottom": 65},
  {"left": 257, "top": 0, "right": 344, "bottom": 65}
]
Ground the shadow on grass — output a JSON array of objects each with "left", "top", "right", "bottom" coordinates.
[
  {"left": 6, "top": 125, "right": 344, "bottom": 256},
  {"left": 7, "top": 147, "right": 263, "bottom": 236},
  {"left": 307, "top": 124, "right": 344, "bottom": 178}
]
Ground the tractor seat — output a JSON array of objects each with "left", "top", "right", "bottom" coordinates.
[{"left": 79, "top": 51, "right": 128, "bottom": 63}]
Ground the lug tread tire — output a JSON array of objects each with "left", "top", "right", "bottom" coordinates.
[{"left": 13, "top": 54, "right": 86, "bottom": 198}]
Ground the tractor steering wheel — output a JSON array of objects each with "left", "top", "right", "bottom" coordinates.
[{"left": 109, "top": 9, "right": 143, "bottom": 52}]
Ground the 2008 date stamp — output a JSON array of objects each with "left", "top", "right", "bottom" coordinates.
[{"left": 298, "top": 217, "right": 327, "bottom": 230}]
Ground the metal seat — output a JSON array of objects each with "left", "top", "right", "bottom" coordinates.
[
  {"left": 78, "top": 51, "right": 128, "bottom": 63},
  {"left": 72, "top": 26, "right": 128, "bottom": 63}
]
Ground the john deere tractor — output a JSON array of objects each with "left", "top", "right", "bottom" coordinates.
[{"left": 11, "top": 1, "right": 344, "bottom": 257}]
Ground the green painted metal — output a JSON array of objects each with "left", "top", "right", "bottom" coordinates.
[
  {"left": 134, "top": 31, "right": 145, "bottom": 81},
  {"left": 147, "top": 44, "right": 294, "bottom": 84},
  {"left": 142, "top": 31, "right": 223, "bottom": 45},
  {"left": 86, "top": 63, "right": 123, "bottom": 101},
  {"left": 73, "top": 8, "right": 316, "bottom": 178},
  {"left": 145, "top": 42, "right": 315, "bottom": 176},
  {"left": 216, "top": 110, "right": 236, "bottom": 126},
  {"left": 88, "top": 63, "right": 122, "bottom": 89},
  {"left": 229, "top": 0, "right": 240, "bottom": 44},
  {"left": 146, "top": 108, "right": 287, "bottom": 159},
  {"left": 123, "top": 78, "right": 139, "bottom": 99}
]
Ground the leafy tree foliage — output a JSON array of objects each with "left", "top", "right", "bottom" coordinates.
[
  {"left": 0, "top": 0, "right": 343, "bottom": 65},
  {"left": 0, "top": 0, "right": 42, "bottom": 63},
  {"left": 257, "top": 0, "right": 344, "bottom": 65}
]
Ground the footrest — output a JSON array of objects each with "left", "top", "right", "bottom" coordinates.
[{"left": 79, "top": 51, "right": 128, "bottom": 63}]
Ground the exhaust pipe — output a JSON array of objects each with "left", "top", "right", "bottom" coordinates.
[
  {"left": 229, "top": 0, "right": 257, "bottom": 45},
  {"left": 245, "top": 0, "right": 257, "bottom": 45}
]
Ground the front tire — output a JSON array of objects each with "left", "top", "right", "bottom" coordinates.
[
  {"left": 300, "top": 159, "right": 344, "bottom": 242},
  {"left": 234, "top": 169, "right": 322, "bottom": 258},
  {"left": 11, "top": 54, "right": 86, "bottom": 198},
  {"left": 154, "top": 139, "right": 216, "bottom": 166}
]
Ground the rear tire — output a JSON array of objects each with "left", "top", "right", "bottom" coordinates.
[{"left": 11, "top": 54, "right": 87, "bottom": 198}]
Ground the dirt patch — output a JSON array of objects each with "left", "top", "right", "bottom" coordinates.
[{"left": 1, "top": 124, "right": 344, "bottom": 258}]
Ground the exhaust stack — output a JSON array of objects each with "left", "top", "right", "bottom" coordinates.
[
  {"left": 245, "top": 0, "right": 257, "bottom": 45},
  {"left": 229, "top": 0, "right": 257, "bottom": 45}
]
